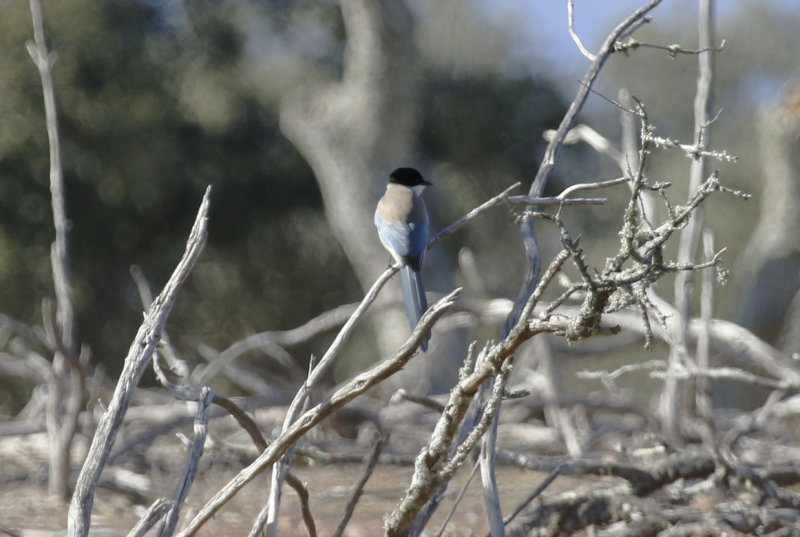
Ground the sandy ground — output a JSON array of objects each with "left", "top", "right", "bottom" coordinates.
[{"left": 0, "top": 460, "right": 596, "bottom": 536}]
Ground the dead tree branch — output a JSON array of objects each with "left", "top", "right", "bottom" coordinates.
[
  {"left": 68, "top": 187, "right": 212, "bottom": 537},
  {"left": 157, "top": 388, "right": 214, "bottom": 537},
  {"left": 175, "top": 288, "right": 460, "bottom": 537},
  {"left": 567, "top": 0, "right": 596, "bottom": 61},
  {"left": 661, "top": 0, "right": 716, "bottom": 444},
  {"left": 127, "top": 498, "right": 173, "bottom": 537},
  {"left": 27, "top": 0, "right": 83, "bottom": 499},
  {"left": 330, "top": 434, "right": 386, "bottom": 537},
  {"left": 503, "top": 0, "right": 662, "bottom": 338}
]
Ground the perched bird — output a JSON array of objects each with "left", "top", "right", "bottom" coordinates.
[{"left": 374, "top": 167, "right": 431, "bottom": 351}]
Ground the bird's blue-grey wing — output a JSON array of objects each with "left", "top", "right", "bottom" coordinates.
[
  {"left": 404, "top": 218, "right": 429, "bottom": 271},
  {"left": 374, "top": 213, "right": 414, "bottom": 259}
]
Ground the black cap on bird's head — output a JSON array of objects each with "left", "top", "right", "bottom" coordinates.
[{"left": 389, "top": 167, "right": 431, "bottom": 187}]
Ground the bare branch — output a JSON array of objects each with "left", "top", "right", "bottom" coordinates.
[
  {"left": 131, "top": 266, "right": 190, "bottom": 380},
  {"left": 429, "top": 183, "right": 521, "bottom": 249},
  {"left": 650, "top": 365, "right": 800, "bottom": 391},
  {"left": 504, "top": 0, "right": 663, "bottom": 338},
  {"left": 385, "top": 284, "right": 573, "bottom": 537},
  {"left": 68, "top": 187, "right": 212, "bottom": 537},
  {"left": 258, "top": 262, "right": 406, "bottom": 537},
  {"left": 127, "top": 498, "right": 173, "bottom": 537},
  {"left": 285, "top": 474, "right": 317, "bottom": 537},
  {"left": 614, "top": 36, "right": 726, "bottom": 56},
  {"left": 507, "top": 176, "right": 631, "bottom": 208},
  {"left": 193, "top": 302, "right": 358, "bottom": 387},
  {"left": 28, "top": 0, "right": 74, "bottom": 354},
  {"left": 661, "top": 0, "right": 717, "bottom": 444},
  {"left": 696, "top": 229, "right": 716, "bottom": 444},
  {"left": 530, "top": 0, "right": 662, "bottom": 198},
  {"left": 577, "top": 359, "right": 667, "bottom": 392},
  {"left": 28, "top": 0, "right": 84, "bottom": 500},
  {"left": 478, "top": 369, "right": 507, "bottom": 537},
  {"left": 495, "top": 464, "right": 563, "bottom": 533},
  {"left": 391, "top": 388, "right": 445, "bottom": 413},
  {"left": 647, "top": 132, "right": 737, "bottom": 162},
  {"left": 567, "top": 0, "right": 596, "bottom": 60},
  {"left": 157, "top": 388, "right": 214, "bottom": 537},
  {"left": 330, "top": 434, "right": 386, "bottom": 537},
  {"left": 175, "top": 288, "right": 460, "bottom": 537},
  {"left": 544, "top": 123, "right": 625, "bottom": 168},
  {"left": 434, "top": 460, "right": 480, "bottom": 537}
]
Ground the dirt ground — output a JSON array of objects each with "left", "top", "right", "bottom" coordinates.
[{"left": 0, "top": 461, "right": 594, "bottom": 536}]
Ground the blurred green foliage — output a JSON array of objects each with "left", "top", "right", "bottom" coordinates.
[
  {"left": 0, "top": 0, "right": 564, "bottom": 390},
  {"left": 2, "top": 0, "right": 797, "bottom": 412}
]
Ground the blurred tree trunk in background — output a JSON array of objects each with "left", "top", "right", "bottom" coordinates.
[
  {"left": 280, "top": 0, "right": 459, "bottom": 390},
  {"left": 735, "top": 82, "right": 800, "bottom": 355}
]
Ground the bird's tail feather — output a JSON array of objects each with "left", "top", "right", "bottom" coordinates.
[{"left": 400, "top": 266, "right": 430, "bottom": 351}]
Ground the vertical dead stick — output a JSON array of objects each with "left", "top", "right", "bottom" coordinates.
[
  {"left": 696, "top": 229, "right": 716, "bottom": 443},
  {"left": 661, "top": 0, "right": 715, "bottom": 443},
  {"left": 28, "top": 0, "right": 81, "bottom": 499},
  {"left": 157, "top": 388, "right": 215, "bottom": 537},
  {"left": 27, "top": 0, "right": 74, "bottom": 352},
  {"left": 479, "top": 386, "right": 505, "bottom": 537},
  {"left": 68, "top": 187, "right": 212, "bottom": 537}
]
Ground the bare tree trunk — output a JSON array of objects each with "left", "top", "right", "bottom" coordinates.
[
  {"left": 734, "top": 82, "right": 800, "bottom": 355},
  {"left": 280, "top": 0, "right": 461, "bottom": 389}
]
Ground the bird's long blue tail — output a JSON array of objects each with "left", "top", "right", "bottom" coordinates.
[{"left": 400, "top": 266, "right": 430, "bottom": 351}]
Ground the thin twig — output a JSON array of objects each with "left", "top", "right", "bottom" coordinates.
[
  {"left": 152, "top": 352, "right": 271, "bottom": 454},
  {"left": 496, "top": 464, "right": 564, "bottom": 531},
  {"left": 434, "top": 460, "right": 480, "bottom": 537},
  {"left": 505, "top": 195, "right": 609, "bottom": 206},
  {"left": 285, "top": 474, "right": 317, "bottom": 537},
  {"left": 429, "top": 183, "right": 521, "bottom": 249},
  {"left": 391, "top": 389, "right": 445, "bottom": 413},
  {"left": 614, "top": 37, "right": 726, "bottom": 56},
  {"left": 193, "top": 302, "right": 357, "bottom": 386},
  {"left": 507, "top": 176, "right": 631, "bottom": 208},
  {"left": 330, "top": 434, "right": 387, "bottom": 537},
  {"left": 567, "top": 0, "right": 596, "bottom": 60},
  {"left": 544, "top": 123, "right": 624, "bottom": 167}
]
